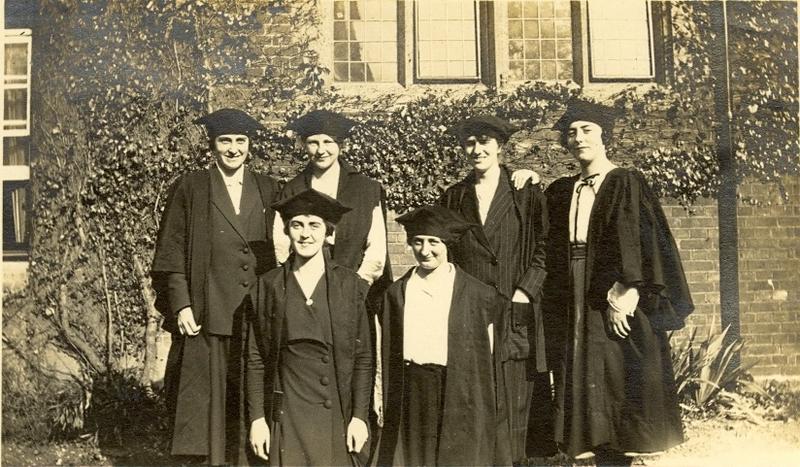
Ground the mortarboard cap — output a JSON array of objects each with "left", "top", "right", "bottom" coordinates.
[
  {"left": 447, "top": 115, "right": 520, "bottom": 144},
  {"left": 287, "top": 110, "right": 358, "bottom": 141},
  {"left": 272, "top": 189, "right": 352, "bottom": 225},
  {"left": 396, "top": 205, "right": 475, "bottom": 244},
  {"left": 552, "top": 99, "right": 620, "bottom": 139},
  {"left": 193, "top": 108, "right": 265, "bottom": 140}
]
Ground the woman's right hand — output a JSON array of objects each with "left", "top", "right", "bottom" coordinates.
[
  {"left": 250, "top": 417, "right": 270, "bottom": 460},
  {"left": 176, "top": 307, "right": 201, "bottom": 336}
]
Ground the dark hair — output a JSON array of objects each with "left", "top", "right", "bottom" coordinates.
[
  {"left": 283, "top": 219, "right": 336, "bottom": 237},
  {"left": 558, "top": 122, "right": 613, "bottom": 148}
]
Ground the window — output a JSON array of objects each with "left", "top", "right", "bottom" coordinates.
[
  {"left": 508, "top": 0, "right": 573, "bottom": 81},
  {"left": 327, "top": 0, "right": 667, "bottom": 85},
  {"left": 3, "top": 32, "right": 30, "bottom": 134},
  {"left": 2, "top": 29, "right": 32, "bottom": 261},
  {"left": 587, "top": 0, "right": 654, "bottom": 79},
  {"left": 333, "top": 0, "right": 398, "bottom": 82},
  {"left": 2, "top": 180, "right": 30, "bottom": 260},
  {"left": 416, "top": 0, "right": 479, "bottom": 80}
]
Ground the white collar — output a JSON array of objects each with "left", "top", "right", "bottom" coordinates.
[
  {"left": 411, "top": 262, "right": 455, "bottom": 286},
  {"left": 215, "top": 162, "right": 245, "bottom": 186}
]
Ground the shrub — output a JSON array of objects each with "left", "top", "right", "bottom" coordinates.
[{"left": 671, "top": 325, "right": 765, "bottom": 411}]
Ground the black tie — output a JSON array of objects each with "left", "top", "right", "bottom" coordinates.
[{"left": 574, "top": 174, "right": 600, "bottom": 243}]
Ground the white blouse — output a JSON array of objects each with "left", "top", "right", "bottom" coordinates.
[{"left": 402, "top": 263, "right": 456, "bottom": 366}]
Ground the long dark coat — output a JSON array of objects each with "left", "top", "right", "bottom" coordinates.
[
  {"left": 376, "top": 266, "right": 510, "bottom": 466},
  {"left": 246, "top": 258, "right": 374, "bottom": 464},
  {"left": 543, "top": 168, "right": 694, "bottom": 455},
  {"left": 152, "top": 168, "right": 278, "bottom": 332},
  {"left": 151, "top": 167, "right": 278, "bottom": 461}
]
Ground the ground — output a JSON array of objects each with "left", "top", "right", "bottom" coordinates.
[{"left": 3, "top": 416, "right": 799, "bottom": 466}]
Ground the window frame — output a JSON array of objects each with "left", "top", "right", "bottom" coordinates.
[
  {"left": 320, "top": 1, "right": 672, "bottom": 89},
  {"left": 412, "top": 0, "right": 484, "bottom": 84},
  {"left": 574, "top": 0, "right": 671, "bottom": 85},
  {"left": 2, "top": 29, "right": 32, "bottom": 136},
  {"left": 2, "top": 29, "right": 33, "bottom": 261}
]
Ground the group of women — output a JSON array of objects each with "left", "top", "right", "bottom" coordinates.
[{"left": 152, "top": 100, "right": 694, "bottom": 467}]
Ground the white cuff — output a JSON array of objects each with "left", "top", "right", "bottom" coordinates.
[{"left": 607, "top": 281, "right": 639, "bottom": 317}]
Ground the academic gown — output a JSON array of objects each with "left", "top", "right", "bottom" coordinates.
[
  {"left": 542, "top": 168, "right": 694, "bottom": 456},
  {"left": 151, "top": 167, "right": 278, "bottom": 464},
  {"left": 246, "top": 258, "right": 373, "bottom": 466},
  {"left": 377, "top": 266, "right": 511, "bottom": 466}
]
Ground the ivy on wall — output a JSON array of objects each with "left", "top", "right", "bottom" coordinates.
[{"left": 21, "top": 0, "right": 800, "bottom": 388}]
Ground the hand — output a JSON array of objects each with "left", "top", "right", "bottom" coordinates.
[
  {"left": 510, "top": 169, "right": 541, "bottom": 189},
  {"left": 347, "top": 417, "right": 369, "bottom": 453},
  {"left": 511, "top": 288, "right": 530, "bottom": 304},
  {"left": 606, "top": 306, "right": 631, "bottom": 339},
  {"left": 176, "top": 307, "right": 201, "bottom": 336},
  {"left": 373, "top": 391, "right": 384, "bottom": 428},
  {"left": 249, "top": 417, "right": 270, "bottom": 461}
]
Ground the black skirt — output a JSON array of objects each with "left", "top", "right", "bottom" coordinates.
[{"left": 554, "top": 244, "right": 684, "bottom": 456}]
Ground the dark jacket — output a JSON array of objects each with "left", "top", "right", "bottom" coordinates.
[
  {"left": 246, "top": 258, "right": 374, "bottom": 427},
  {"left": 440, "top": 165, "right": 548, "bottom": 364},
  {"left": 151, "top": 168, "right": 278, "bottom": 334},
  {"left": 542, "top": 168, "right": 694, "bottom": 365},
  {"left": 377, "top": 266, "right": 510, "bottom": 466},
  {"left": 280, "top": 161, "right": 391, "bottom": 282}
]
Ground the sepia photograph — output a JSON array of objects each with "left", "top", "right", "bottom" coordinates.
[{"left": 1, "top": 0, "right": 799, "bottom": 465}]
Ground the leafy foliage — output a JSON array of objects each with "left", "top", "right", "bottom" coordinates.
[
  {"left": 29, "top": 0, "right": 322, "bottom": 381},
  {"left": 19, "top": 0, "right": 799, "bottom": 444},
  {"left": 671, "top": 325, "right": 765, "bottom": 411}
]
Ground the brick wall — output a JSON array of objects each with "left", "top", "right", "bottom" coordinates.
[
  {"left": 384, "top": 175, "right": 800, "bottom": 378},
  {"left": 736, "top": 177, "right": 800, "bottom": 377}
]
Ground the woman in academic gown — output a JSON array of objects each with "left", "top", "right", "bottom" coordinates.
[
  {"left": 542, "top": 100, "right": 694, "bottom": 466},
  {"left": 376, "top": 205, "right": 511, "bottom": 466},
  {"left": 246, "top": 189, "right": 373, "bottom": 466}
]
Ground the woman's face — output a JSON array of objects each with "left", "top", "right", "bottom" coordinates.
[
  {"left": 566, "top": 120, "right": 605, "bottom": 164},
  {"left": 304, "top": 133, "right": 341, "bottom": 172},
  {"left": 213, "top": 134, "right": 249, "bottom": 173},
  {"left": 410, "top": 235, "right": 448, "bottom": 271},
  {"left": 288, "top": 214, "right": 327, "bottom": 259},
  {"left": 464, "top": 135, "right": 501, "bottom": 174}
]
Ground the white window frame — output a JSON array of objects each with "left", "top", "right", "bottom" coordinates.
[
  {"left": 2, "top": 29, "right": 33, "bottom": 262},
  {"left": 413, "top": 0, "right": 482, "bottom": 82},
  {"left": 2, "top": 29, "right": 32, "bottom": 138},
  {"left": 586, "top": 0, "right": 655, "bottom": 80}
]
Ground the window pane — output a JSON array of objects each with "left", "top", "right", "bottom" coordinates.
[
  {"left": 333, "top": 0, "right": 398, "bottom": 83},
  {"left": 4, "top": 89, "right": 27, "bottom": 120},
  {"left": 5, "top": 43, "right": 28, "bottom": 76},
  {"left": 2, "top": 181, "right": 30, "bottom": 255},
  {"left": 416, "top": 0, "right": 479, "bottom": 79},
  {"left": 588, "top": 0, "right": 654, "bottom": 78},
  {"left": 3, "top": 137, "right": 29, "bottom": 166},
  {"left": 508, "top": 1, "right": 572, "bottom": 81}
]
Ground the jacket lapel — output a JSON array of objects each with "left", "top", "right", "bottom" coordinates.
[
  {"left": 483, "top": 173, "right": 513, "bottom": 238},
  {"left": 210, "top": 167, "right": 245, "bottom": 235},
  {"left": 458, "top": 179, "right": 493, "bottom": 253},
  {"left": 237, "top": 169, "right": 260, "bottom": 222}
]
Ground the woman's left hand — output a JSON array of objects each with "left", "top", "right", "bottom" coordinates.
[
  {"left": 605, "top": 306, "right": 631, "bottom": 339},
  {"left": 511, "top": 169, "right": 541, "bottom": 189},
  {"left": 347, "top": 417, "right": 369, "bottom": 453}
]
